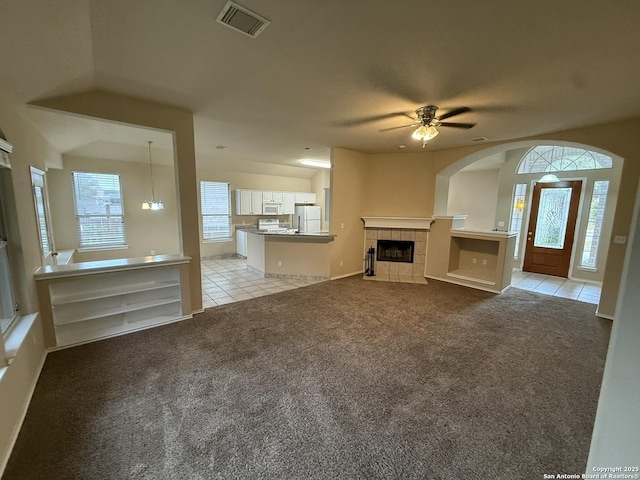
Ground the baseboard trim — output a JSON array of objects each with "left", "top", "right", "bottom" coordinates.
[
  {"left": 0, "top": 348, "right": 48, "bottom": 476},
  {"left": 331, "top": 270, "right": 364, "bottom": 280},
  {"left": 595, "top": 311, "right": 614, "bottom": 320}
]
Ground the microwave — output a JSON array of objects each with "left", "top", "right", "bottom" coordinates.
[{"left": 263, "top": 203, "right": 283, "bottom": 215}]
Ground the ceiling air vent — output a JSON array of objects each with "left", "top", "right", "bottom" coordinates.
[{"left": 216, "top": 1, "right": 270, "bottom": 38}]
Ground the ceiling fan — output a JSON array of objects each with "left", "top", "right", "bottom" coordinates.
[{"left": 382, "top": 105, "right": 476, "bottom": 147}]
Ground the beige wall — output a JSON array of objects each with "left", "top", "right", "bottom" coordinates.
[
  {"left": 447, "top": 169, "right": 500, "bottom": 230},
  {"left": 363, "top": 152, "right": 436, "bottom": 217},
  {"left": 47, "top": 156, "right": 181, "bottom": 261},
  {"left": 0, "top": 93, "right": 53, "bottom": 473},
  {"left": 197, "top": 166, "right": 311, "bottom": 258},
  {"left": 329, "top": 147, "right": 368, "bottom": 278}
]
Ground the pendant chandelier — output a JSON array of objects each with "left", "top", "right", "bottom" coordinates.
[{"left": 141, "top": 140, "right": 164, "bottom": 210}]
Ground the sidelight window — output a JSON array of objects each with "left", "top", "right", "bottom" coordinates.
[
  {"left": 509, "top": 183, "right": 527, "bottom": 259},
  {"left": 580, "top": 181, "right": 609, "bottom": 269}
]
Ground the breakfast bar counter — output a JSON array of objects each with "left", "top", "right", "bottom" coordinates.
[{"left": 246, "top": 230, "right": 334, "bottom": 280}]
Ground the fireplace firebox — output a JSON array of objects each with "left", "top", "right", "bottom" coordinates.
[{"left": 376, "top": 240, "right": 414, "bottom": 263}]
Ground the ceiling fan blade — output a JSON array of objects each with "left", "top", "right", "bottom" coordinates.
[
  {"left": 436, "top": 106, "right": 471, "bottom": 121},
  {"left": 334, "top": 112, "right": 414, "bottom": 127},
  {"left": 438, "top": 121, "right": 476, "bottom": 129},
  {"left": 379, "top": 123, "right": 418, "bottom": 132}
]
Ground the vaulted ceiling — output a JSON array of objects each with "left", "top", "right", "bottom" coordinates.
[{"left": 2, "top": 0, "right": 640, "bottom": 174}]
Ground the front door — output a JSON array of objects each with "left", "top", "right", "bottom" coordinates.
[{"left": 523, "top": 180, "right": 582, "bottom": 277}]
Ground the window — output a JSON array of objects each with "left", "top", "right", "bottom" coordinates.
[
  {"left": 0, "top": 241, "right": 17, "bottom": 334},
  {"left": 31, "top": 167, "right": 53, "bottom": 261},
  {"left": 517, "top": 146, "right": 612, "bottom": 174},
  {"left": 0, "top": 167, "right": 18, "bottom": 335},
  {"left": 580, "top": 181, "right": 610, "bottom": 269},
  {"left": 72, "top": 172, "right": 126, "bottom": 249},
  {"left": 200, "top": 181, "right": 231, "bottom": 242},
  {"left": 509, "top": 183, "right": 527, "bottom": 259}
]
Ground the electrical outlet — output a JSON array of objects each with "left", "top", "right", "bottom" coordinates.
[
  {"left": 277, "top": 260, "right": 282, "bottom": 267},
  {"left": 482, "top": 259, "right": 487, "bottom": 265},
  {"left": 472, "top": 257, "right": 477, "bottom": 264},
  {"left": 339, "top": 260, "right": 343, "bottom": 267},
  {"left": 614, "top": 235, "right": 627, "bottom": 244},
  {"left": 340, "top": 222, "right": 345, "bottom": 229},
  {"left": 498, "top": 221, "right": 505, "bottom": 227},
  {"left": 150, "top": 250, "right": 155, "bottom": 255}
]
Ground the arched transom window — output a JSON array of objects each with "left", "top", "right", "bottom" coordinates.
[{"left": 517, "top": 146, "right": 612, "bottom": 174}]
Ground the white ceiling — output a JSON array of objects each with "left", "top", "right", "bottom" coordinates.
[{"left": 2, "top": 0, "right": 640, "bottom": 175}]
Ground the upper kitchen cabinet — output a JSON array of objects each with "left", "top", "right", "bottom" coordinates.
[
  {"left": 235, "top": 189, "right": 263, "bottom": 215},
  {"left": 263, "top": 191, "right": 284, "bottom": 203},
  {"left": 282, "top": 193, "right": 295, "bottom": 214},
  {"left": 294, "top": 192, "right": 316, "bottom": 204}
]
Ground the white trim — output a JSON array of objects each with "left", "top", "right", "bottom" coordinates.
[
  {"left": 331, "top": 270, "right": 363, "bottom": 280},
  {"left": 0, "top": 348, "right": 47, "bottom": 477},
  {"left": 362, "top": 217, "right": 434, "bottom": 230},
  {"left": 47, "top": 314, "right": 193, "bottom": 351},
  {"left": 595, "top": 311, "right": 614, "bottom": 320}
]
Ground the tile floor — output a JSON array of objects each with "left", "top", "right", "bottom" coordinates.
[
  {"left": 511, "top": 270, "right": 602, "bottom": 304},
  {"left": 201, "top": 256, "right": 323, "bottom": 309}
]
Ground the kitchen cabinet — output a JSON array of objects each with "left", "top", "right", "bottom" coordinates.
[
  {"left": 236, "top": 229, "right": 248, "bottom": 257},
  {"left": 282, "top": 192, "right": 295, "bottom": 214},
  {"left": 236, "top": 189, "right": 263, "bottom": 215},
  {"left": 262, "top": 191, "right": 284, "bottom": 203},
  {"left": 294, "top": 192, "right": 316, "bottom": 204}
]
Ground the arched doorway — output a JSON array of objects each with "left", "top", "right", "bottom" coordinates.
[{"left": 434, "top": 140, "right": 623, "bottom": 287}]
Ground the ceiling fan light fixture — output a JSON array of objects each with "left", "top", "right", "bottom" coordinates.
[
  {"left": 411, "top": 125, "right": 428, "bottom": 141},
  {"left": 411, "top": 125, "right": 439, "bottom": 146}
]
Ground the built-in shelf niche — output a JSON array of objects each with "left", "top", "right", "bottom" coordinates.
[{"left": 447, "top": 236, "right": 500, "bottom": 285}]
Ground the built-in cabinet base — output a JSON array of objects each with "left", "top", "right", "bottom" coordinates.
[
  {"left": 425, "top": 216, "right": 516, "bottom": 293},
  {"left": 35, "top": 255, "right": 192, "bottom": 348}
]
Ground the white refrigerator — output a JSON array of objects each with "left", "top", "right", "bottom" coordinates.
[{"left": 293, "top": 205, "right": 321, "bottom": 233}]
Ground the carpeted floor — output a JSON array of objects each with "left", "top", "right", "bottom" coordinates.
[{"left": 3, "top": 276, "right": 611, "bottom": 479}]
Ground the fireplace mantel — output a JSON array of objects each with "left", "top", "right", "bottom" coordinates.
[{"left": 362, "top": 217, "right": 434, "bottom": 230}]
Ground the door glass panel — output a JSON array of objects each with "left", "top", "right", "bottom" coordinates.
[{"left": 534, "top": 187, "right": 572, "bottom": 249}]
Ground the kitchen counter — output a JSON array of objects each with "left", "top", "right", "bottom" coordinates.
[
  {"left": 254, "top": 231, "right": 335, "bottom": 242},
  {"left": 246, "top": 230, "right": 332, "bottom": 280}
]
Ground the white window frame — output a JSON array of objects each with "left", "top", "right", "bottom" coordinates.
[
  {"left": 579, "top": 180, "right": 610, "bottom": 271},
  {"left": 30, "top": 167, "right": 55, "bottom": 263},
  {"left": 72, "top": 171, "right": 127, "bottom": 251},
  {"left": 200, "top": 181, "right": 232, "bottom": 242}
]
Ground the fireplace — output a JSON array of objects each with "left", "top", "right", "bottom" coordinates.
[
  {"left": 362, "top": 217, "right": 433, "bottom": 283},
  {"left": 377, "top": 240, "right": 414, "bottom": 263}
]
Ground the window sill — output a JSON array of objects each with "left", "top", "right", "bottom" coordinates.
[
  {"left": 4, "top": 313, "right": 38, "bottom": 361},
  {"left": 77, "top": 245, "right": 128, "bottom": 253},
  {"left": 577, "top": 266, "right": 598, "bottom": 272},
  {"left": 202, "top": 238, "right": 232, "bottom": 244}
]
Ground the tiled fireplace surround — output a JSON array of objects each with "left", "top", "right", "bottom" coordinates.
[{"left": 362, "top": 217, "right": 433, "bottom": 284}]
